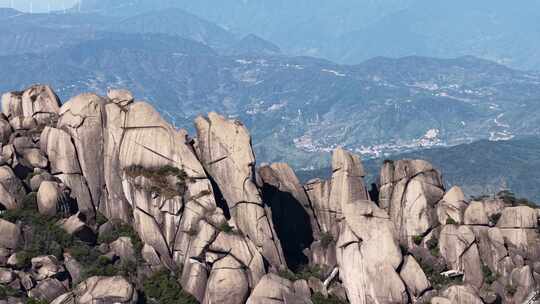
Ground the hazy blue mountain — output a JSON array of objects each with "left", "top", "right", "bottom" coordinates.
[
  {"left": 111, "top": 8, "right": 236, "bottom": 49},
  {"left": 0, "top": 7, "right": 280, "bottom": 56},
  {"left": 0, "top": 32, "right": 539, "bottom": 169},
  {"left": 297, "top": 136, "right": 540, "bottom": 203},
  {"left": 69, "top": 0, "right": 540, "bottom": 69},
  {"left": 336, "top": 0, "right": 540, "bottom": 69}
]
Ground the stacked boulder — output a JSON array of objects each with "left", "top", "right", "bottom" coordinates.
[{"left": 0, "top": 84, "right": 539, "bottom": 304}]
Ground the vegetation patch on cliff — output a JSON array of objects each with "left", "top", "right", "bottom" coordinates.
[
  {"left": 141, "top": 270, "right": 198, "bottom": 304},
  {"left": 124, "top": 165, "right": 192, "bottom": 199}
]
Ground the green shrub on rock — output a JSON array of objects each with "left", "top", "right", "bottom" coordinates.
[
  {"left": 312, "top": 293, "right": 347, "bottom": 304},
  {"left": 124, "top": 165, "right": 191, "bottom": 199},
  {"left": 320, "top": 232, "right": 334, "bottom": 249},
  {"left": 142, "top": 270, "right": 198, "bottom": 304}
]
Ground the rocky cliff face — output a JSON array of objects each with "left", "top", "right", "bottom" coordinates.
[{"left": 0, "top": 85, "right": 539, "bottom": 304}]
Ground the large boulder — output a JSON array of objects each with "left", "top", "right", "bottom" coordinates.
[
  {"left": 31, "top": 255, "right": 64, "bottom": 281},
  {"left": 36, "top": 181, "right": 62, "bottom": 216},
  {"left": 304, "top": 178, "right": 338, "bottom": 238},
  {"left": 109, "top": 237, "right": 136, "bottom": 263},
  {"left": 337, "top": 200, "right": 407, "bottom": 304},
  {"left": 436, "top": 186, "right": 468, "bottom": 225},
  {"left": 2, "top": 85, "right": 60, "bottom": 126},
  {"left": 463, "top": 201, "right": 490, "bottom": 225},
  {"left": 246, "top": 273, "right": 312, "bottom": 304},
  {"left": 195, "top": 112, "right": 285, "bottom": 268},
  {"left": 439, "top": 285, "right": 484, "bottom": 304},
  {"left": 28, "top": 278, "right": 68, "bottom": 302},
  {"left": 40, "top": 127, "right": 94, "bottom": 218},
  {"left": 57, "top": 94, "right": 106, "bottom": 213},
  {"left": 497, "top": 206, "right": 538, "bottom": 229},
  {"left": 399, "top": 255, "right": 431, "bottom": 299},
  {"left": 72, "top": 276, "right": 138, "bottom": 304},
  {"left": 0, "top": 219, "right": 20, "bottom": 249},
  {"left": 203, "top": 255, "right": 250, "bottom": 304},
  {"left": 439, "top": 224, "right": 483, "bottom": 288},
  {"left": 379, "top": 160, "right": 444, "bottom": 247}
]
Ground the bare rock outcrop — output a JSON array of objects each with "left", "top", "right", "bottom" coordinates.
[
  {"left": 379, "top": 160, "right": 444, "bottom": 247},
  {"left": 2, "top": 85, "right": 60, "bottom": 126},
  {"left": 436, "top": 186, "right": 468, "bottom": 225},
  {"left": 439, "top": 224, "right": 484, "bottom": 288},
  {"left": 195, "top": 112, "right": 286, "bottom": 268},
  {"left": 56, "top": 276, "right": 138, "bottom": 304},
  {"left": 246, "top": 273, "right": 313, "bottom": 304}
]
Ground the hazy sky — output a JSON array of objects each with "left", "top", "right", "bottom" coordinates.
[{"left": 0, "top": 0, "right": 78, "bottom": 12}]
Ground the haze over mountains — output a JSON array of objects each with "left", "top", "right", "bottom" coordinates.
[
  {"left": 0, "top": 0, "right": 539, "bottom": 200},
  {"left": 74, "top": 0, "right": 540, "bottom": 70}
]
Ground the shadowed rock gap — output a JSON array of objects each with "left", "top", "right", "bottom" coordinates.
[
  {"left": 206, "top": 173, "right": 231, "bottom": 220},
  {"left": 261, "top": 183, "right": 313, "bottom": 270}
]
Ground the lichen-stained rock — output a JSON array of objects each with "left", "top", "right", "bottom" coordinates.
[
  {"left": 379, "top": 160, "right": 444, "bottom": 247},
  {"left": 0, "top": 166, "right": 25, "bottom": 210},
  {"left": 463, "top": 201, "right": 489, "bottom": 225},
  {"left": 259, "top": 163, "right": 317, "bottom": 267},
  {"left": 203, "top": 255, "right": 250, "bottom": 304},
  {"left": 337, "top": 200, "right": 407, "bottom": 304},
  {"left": 195, "top": 112, "right": 285, "bottom": 268},
  {"left": 436, "top": 186, "right": 468, "bottom": 225},
  {"left": 73, "top": 276, "right": 138, "bottom": 304},
  {"left": 58, "top": 94, "right": 107, "bottom": 212},
  {"left": 497, "top": 206, "right": 538, "bottom": 229},
  {"left": 40, "top": 126, "right": 94, "bottom": 218},
  {"left": 0, "top": 219, "right": 20, "bottom": 249},
  {"left": 400, "top": 255, "right": 431, "bottom": 299},
  {"left": 37, "top": 181, "right": 61, "bottom": 216},
  {"left": 439, "top": 224, "right": 483, "bottom": 288},
  {"left": 439, "top": 285, "right": 483, "bottom": 304}
]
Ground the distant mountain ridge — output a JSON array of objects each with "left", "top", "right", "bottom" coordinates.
[
  {"left": 0, "top": 32, "right": 539, "bottom": 169},
  {"left": 69, "top": 0, "right": 540, "bottom": 70}
]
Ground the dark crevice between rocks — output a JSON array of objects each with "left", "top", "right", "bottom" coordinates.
[
  {"left": 368, "top": 182, "right": 380, "bottom": 205},
  {"left": 261, "top": 183, "right": 313, "bottom": 271},
  {"left": 206, "top": 174, "right": 231, "bottom": 220}
]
